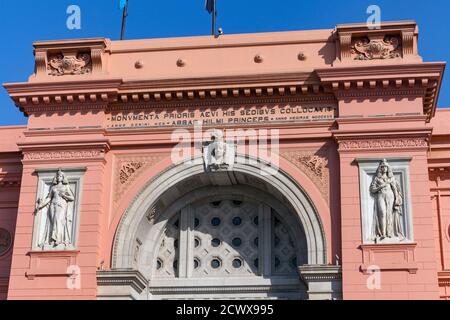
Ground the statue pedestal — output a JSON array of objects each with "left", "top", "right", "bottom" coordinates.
[
  {"left": 25, "top": 250, "right": 79, "bottom": 280},
  {"left": 359, "top": 243, "right": 418, "bottom": 274}
]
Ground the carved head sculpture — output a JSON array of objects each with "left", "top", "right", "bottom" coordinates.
[
  {"left": 52, "top": 169, "right": 69, "bottom": 185},
  {"left": 211, "top": 130, "right": 224, "bottom": 143},
  {"left": 376, "top": 159, "right": 393, "bottom": 178}
]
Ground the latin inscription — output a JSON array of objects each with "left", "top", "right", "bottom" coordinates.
[{"left": 106, "top": 104, "right": 336, "bottom": 129}]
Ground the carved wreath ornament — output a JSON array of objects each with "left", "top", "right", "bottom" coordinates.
[
  {"left": 351, "top": 35, "right": 401, "bottom": 60},
  {"left": 47, "top": 52, "right": 92, "bottom": 76}
]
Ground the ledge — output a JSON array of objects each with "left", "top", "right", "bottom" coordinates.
[
  {"left": 359, "top": 243, "right": 418, "bottom": 274},
  {"left": 298, "top": 265, "right": 342, "bottom": 282},
  {"left": 25, "top": 250, "right": 80, "bottom": 280},
  {"left": 97, "top": 269, "right": 148, "bottom": 298}
]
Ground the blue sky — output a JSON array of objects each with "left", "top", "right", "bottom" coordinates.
[{"left": 0, "top": 0, "right": 448, "bottom": 126}]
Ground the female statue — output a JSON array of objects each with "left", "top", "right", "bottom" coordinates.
[
  {"left": 35, "top": 169, "right": 75, "bottom": 249},
  {"left": 369, "top": 160, "right": 405, "bottom": 243}
]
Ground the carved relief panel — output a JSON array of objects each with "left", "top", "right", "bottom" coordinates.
[
  {"left": 32, "top": 168, "right": 85, "bottom": 251},
  {"left": 351, "top": 35, "right": 402, "bottom": 60},
  {"left": 47, "top": 52, "right": 92, "bottom": 76},
  {"left": 357, "top": 158, "right": 414, "bottom": 244}
]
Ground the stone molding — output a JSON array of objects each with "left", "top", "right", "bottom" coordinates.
[
  {"left": 299, "top": 265, "right": 342, "bottom": 281},
  {"left": 97, "top": 269, "right": 148, "bottom": 300},
  {"left": 107, "top": 94, "right": 337, "bottom": 112},
  {"left": 3, "top": 79, "right": 121, "bottom": 116},
  {"left": 298, "top": 265, "right": 342, "bottom": 300},
  {"left": 438, "top": 272, "right": 450, "bottom": 288},
  {"left": 149, "top": 284, "right": 302, "bottom": 295}
]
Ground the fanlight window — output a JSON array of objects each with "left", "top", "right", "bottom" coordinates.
[{"left": 152, "top": 199, "right": 303, "bottom": 279}]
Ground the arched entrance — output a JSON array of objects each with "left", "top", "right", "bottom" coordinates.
[{"left": 99, "top": 156, "right": 341, "bottom": 300}]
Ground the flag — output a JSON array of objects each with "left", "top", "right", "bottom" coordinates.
[
  {"left": 205, "top": 0, "right": 215, "bottom": 14},
  {"left": 119, "top": 0, "right": 127, "bottom": 10}
]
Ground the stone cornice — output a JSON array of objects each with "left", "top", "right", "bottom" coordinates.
[
  {"left": 298, "top": 265, "right": 342, "bottom": 282},
  {"left": 3, "top": 78, "right": 122, "bottom": 116},
  {"left": 97, "top": 269, "right": 148, "bottom": 293},
  {"left": 108, "top": 94, "right": 337, "bottom": 111},
  {"left": 3, "top": 72, "right": 336, "bottom": 116},
  {"left": 316, "top": 63, "right": 446, "bottom": 122}
]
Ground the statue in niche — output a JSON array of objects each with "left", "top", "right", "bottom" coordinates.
[
  {"left": 203, "top": 130, "right": 235, "bottom": 171},
  {"left": 369, "top": 159, "right": 405, "bottom": 243},
  {"left": 35, "top": 169, "right": 75, "bottom": 250}
]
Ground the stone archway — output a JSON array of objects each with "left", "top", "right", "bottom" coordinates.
[{"left": 98, "top": 156, "right": 341, "bottom": 300}]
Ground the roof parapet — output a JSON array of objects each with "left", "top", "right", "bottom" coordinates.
[
  {"left": 32, "top": 38, "right": 111, "bottom": 80},
  {"left": 334, "top": 20, "right": 421, "bottom": 64}
]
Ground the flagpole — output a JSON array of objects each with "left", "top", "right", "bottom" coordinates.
[
  {"left": 211, "top": 0, "right": 216, "bottom": 36},
  {"left": 120, "top": 0, "right": 129, "bottom": 40}
]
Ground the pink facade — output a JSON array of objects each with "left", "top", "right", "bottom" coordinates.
[{"left": 0, "top": 21, "right": 449, "bottom": 300}]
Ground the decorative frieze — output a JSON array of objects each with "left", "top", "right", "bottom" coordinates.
[
  {"left": 339, "top": 138, "right": 428, "bottom": 152},
  {"left": 23, "top": 150, "right": 103, "bottom": 161}
]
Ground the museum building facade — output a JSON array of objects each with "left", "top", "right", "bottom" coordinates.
[{"left": 0, "top": 21, "right": 449, "bottom": 300}]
